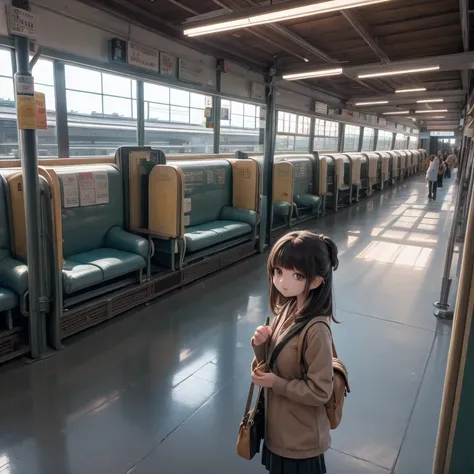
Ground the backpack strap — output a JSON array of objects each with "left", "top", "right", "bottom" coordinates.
[{"left": 297, "top": 319, "right": 337, "bottom": 376}]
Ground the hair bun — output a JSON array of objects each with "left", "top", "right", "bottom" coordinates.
[{"left": 320, "top": 235, "right": 339, "bottom": 271}]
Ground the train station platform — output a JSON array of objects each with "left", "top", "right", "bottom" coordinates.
[{"left": 0, "top": 175, "right": 455, "bottom": 474}]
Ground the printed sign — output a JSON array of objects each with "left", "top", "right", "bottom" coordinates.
[
  {"left": 184, "top": 215, "right": 190, "bottom": 226},
  {"left": 61, "top": 174, "right": 79, "bottom": 208},
  {"left": 94, "top": 171, "right": 109, "bottom": 204},
  {"left": 178, "top": 58, "right": 205, "bottom": 84},
  {"left": 128, "top": 42, "right": 159, "bottom": 72},
  {"left": 35, "top": 92, "right": 47, "bottom": 129},
  {"left": 184, "top": 198, "right": 192, "bottom": 213},
  {"left": 160, "top": 52, "right": 175, "bottom": 76},
  {"left": 78, "top": 172, "right": 96, "bottom": 206},
  {"left": 15, "top": 75, "right": 35, "bottom": 130},
  {"left": 7, "top": 6, "right": 36, "bottom": 39}
]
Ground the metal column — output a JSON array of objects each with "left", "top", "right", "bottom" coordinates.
[
  {"left": 213, "top": 63, "right": 222, "bottom": 154},
  {"left": 53, "top": 61, "right": 69, "bottom": 157},
  {"left": 13, "top": 2, "right": 47, "bottom": 358},
  {"left": 259, "top": 79, "right": 276, "bottom": 252},
  {"left": 136, "top": 81, "right": 145, "bottom": 146},
  {"left": 358, "top": 126, "right": 364, "bottom": 152},
  {"left": 308, "top": 100, "right": 315, "bottom": 153}
]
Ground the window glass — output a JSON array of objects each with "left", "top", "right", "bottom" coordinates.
[
  {"left": 0, "top": 49, "right": 17, "bottom": 158},
  {"left": 314, "top": 119, "right": 339, "bottom": 152},
  {"left": 408, "top": 136, "right": 419, "bottom": 149},
  {"left": 276, "top": 111, "right": 311, "bottom": 152},
  {"left": 343, "top": 124, "right": 360, "bottom": 152},
  {"left": 395, "top": 133, "right": 407, "bottom": 149},
  {"left": 65, "top": 65, "right": 136, "bottom": 156},
  {"left": 362, "top": 127, "right": 375, "bottom": 151},
  {"left": 376, "top": 130, "right": 393, "bottom": 151},
  {"left": 219, "top": 99, "right": 261, "bottom": 153},
  {"left": 144, "top": 82, "right": 212, "bottom": 154}
]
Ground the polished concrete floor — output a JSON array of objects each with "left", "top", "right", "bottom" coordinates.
[{"left": 0, "top": 176, "right": 456, "bottom": 474}]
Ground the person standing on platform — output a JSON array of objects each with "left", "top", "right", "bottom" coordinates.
[
  {"left": 427, "top": 155, "right": 439, "bottom": 200},
  {"left": 251, "top": 231, "right": 339, "bottom": 474},
  {"left": 437, "top": 155, "right": 446, "bottom": 188},
  {"left": 446, "top": 153, "right": 455, "bottom": 179}
]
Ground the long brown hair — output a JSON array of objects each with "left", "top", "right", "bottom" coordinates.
[{"left": 267, "top": 230, "right": 339, "bottom": 322}]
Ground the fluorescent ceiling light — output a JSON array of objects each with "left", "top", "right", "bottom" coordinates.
[
  {"left": 415, "top": 109, "right": 448, "bottom": 114},
  {"left": 382, "top": 111, "right": 410, "bottom": 115},
  {"left": 355, "top": 100, "right": 388, "bottom": 106},
  {"left": 428, "top": 116, "right": 445, "bottom": 119},
  {"left": 396, "top": 88, "right": 427, "bottom": 93},
  {"left": 416, "top": 98, "right": 443, "bottom": 103},
  {"left": 358, "top": 66, "right": 439, "bottom": 79},
  {"left": 184, "top": 0, "right": 392, "bottom": 36},
  {"left": 283, "top": 68, "right": 343, "bottom": 80}
]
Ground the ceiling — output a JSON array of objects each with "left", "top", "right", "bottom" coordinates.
[{"left": 80, "top": 0, "right": 473, "bottom": 130}]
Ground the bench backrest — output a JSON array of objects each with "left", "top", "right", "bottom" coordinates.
[
  {"left": 0, "top": 177, "right": 10, "bottom": 252},
  {"left": 176, "top": 160, "right": 232, "bottom": 227},
  {"left": 56, "top": 165, "right": 124, "bottom": 258}
]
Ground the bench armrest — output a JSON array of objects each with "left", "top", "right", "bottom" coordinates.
[
  {"left": 220, "top": 206, "right": 258, "bottom": 227},
  {"left": 106, "top": 227, "right": 149, "bottom": 260},
  {"left": 0, "top": 256, "right": 28, "bottom": 296}
]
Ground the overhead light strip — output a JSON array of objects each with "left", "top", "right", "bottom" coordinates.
[
  {"left": 184, "top": 0, "right": 392, "bottom": 36},
  {"left": 354, "top": 100, "right": 388, "bottom": 106},
  {"left": 358, "top": 66, "right": 440, "bottom": 79},
  {"left": 416, "top": 98, "right": 443, "bottom": 103},
  {"left": 415, "top": 109, "right": 448, "bottom": 114},
  {"left": 395, "top": 88, "right": 427, "bottom": 93},
  {"left": 382, "top": 111, "right": 410, "bottom": 115},
  {"left": 283, "top": 68, "right": 343, "bottom": 81},
  {"left": 428, "top": 116, "right": 446, "bottom": 119}
]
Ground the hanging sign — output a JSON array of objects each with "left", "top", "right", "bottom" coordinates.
[
  {"left": 7, "top": 6, "right": 36, "bottom": 39},
  {"left": 35, "top": 92, "right": 47, "bottom": 129},
  {"left": 15, "top": 74, "right": 36, "bottom": 130},
  {"left": 109, "top": 38, "right": 127, "bottom": 64},
  {"left": 160, "top": 52, "right": 176, "bottom": 76},
  {"left": 178, "top": 58, "right": 205, "bottom": 84},
  {"left": 127, "top": 42, "right": 159, "bottom": 72}
]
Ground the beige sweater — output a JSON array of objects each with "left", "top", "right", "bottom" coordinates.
[{"left": 252, "top": 312, "right": 333, "bottom": 459}]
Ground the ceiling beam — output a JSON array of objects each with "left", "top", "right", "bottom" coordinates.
[
  {"left": 341, "top": 10, "right": 390, "bottom": 63},
  {"left": 166, "top": 0, "right": 198, "bottom": 15},
  {"left": 460, "top": 0, "right": 470, "bottom": 92}
]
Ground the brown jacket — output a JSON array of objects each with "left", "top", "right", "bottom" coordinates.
[{"left": 252, "top": 311, "right": 333, "bottom": 459}]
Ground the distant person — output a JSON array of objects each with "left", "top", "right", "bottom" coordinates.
[
  {"left": 446, "top": 153, "right": 456, "bottom": 179},
  {"left": 437, "top": 155, "right": 446, "bottom": 188},
  {"left": 426, "top": 155, "right": 439, "bottom": 200},
  {"left": 251, "top": 231, "right": 340, "bottom": 474}
]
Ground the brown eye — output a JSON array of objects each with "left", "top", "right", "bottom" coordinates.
[
  {"left": 274, "top": 268, "right": 282, "bottom": 276},
  {"left": 294, "top": 273, "right": 305, "bottom": 281}
]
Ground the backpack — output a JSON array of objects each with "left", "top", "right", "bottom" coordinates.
[{"left": 297, "top": 319, "right": 350, "bottom": 430}]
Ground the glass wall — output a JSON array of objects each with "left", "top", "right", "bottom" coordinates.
[
  {"left": 362, "top": 127, "right": 375, "bottom": 151},
  {"left": 395, "top": 133, "right": 407, "bottom": 149},
  {"left": 314, "top": 119, "right": 339, "bottom": 152},
  {"left": 65, "top": 65, "right": 138, "bottom": 156},
  {"left": 343, "top": 124, "right": 361, "bottom": 152},
  {"left": 220, "top": 99, "right": 261, "bottom": 153},
  {"left": 408, "top": 136, "right": 419, "bottom": 149},
  {"left": 144, "top": 82, "right": 213, "bottom": 154},
  {"left": 0, "top": 48, "right": 17, "bottom": 158},
  {"left": 275, "top": 111, "right": 311, "bottom": 152},
  {"left": 377, "top": 130, "right": 393, "bottom": 151}
]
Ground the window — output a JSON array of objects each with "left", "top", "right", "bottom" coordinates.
[
  {"left": 219, "top": 99, "right": 261, "bottom": 153},
  {"left": 343, "top": 124, "right": 361, "bottom": 152},
  {"left": 314, "top": 119, "right": 339, "bottom": 152},
  {"left": 395, "top": 133, "right": 407, "bottom": 149},
  {"left": 144, "top": 82, "right": 213, "bottom": 154},
  {"left": 362, "top": 127, "right": 375, "bottom": 151},
  {"left": 408, "top": 136, "right": 419, "bottom": 150},
  {"left": 275, "top": 112, "right": 311, "bottom": 152},
  {"left": 377, "top": 130, "right": 393, "bottom": 151},
  {"left": 65, "top": 65, "right": 137, "bottom": 156},
  {"left": 0, "top": 49, "right": 17, "bottom": 158},
  {"left": 31, "top": 57, "right": 58, "bottom": 156}
]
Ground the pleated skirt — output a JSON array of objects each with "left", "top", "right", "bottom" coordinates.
[{"left": 261, "top": 445, "right": 327, "bottom": 474}]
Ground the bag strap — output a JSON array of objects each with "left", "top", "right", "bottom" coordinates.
[
  {"left": 297, "top": 319, "right": 338, "bottom": 376},
  {"left": 244, "top": 316, "right": 270, "bottom": 419}
]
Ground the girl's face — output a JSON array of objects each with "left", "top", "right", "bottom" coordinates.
[{"left": 272, "top": 266, "right": 323, "bottom": 298}]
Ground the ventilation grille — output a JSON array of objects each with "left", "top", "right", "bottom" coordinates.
[
  {"left": 111, "top": 286, "right": 151, "bottom": 316},
  {"left": 62, "top": 303, "right": 109, "bottom": 338},
  {"left": 0, "top": 330, "right": 24, "bottom": 364}
]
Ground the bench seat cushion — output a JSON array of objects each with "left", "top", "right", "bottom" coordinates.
[
  {"left": 62, "top": 260, "right": 104, "bottom": 294},
  {"left": 294, "top": 194, "right": 321, "bottom": 209},
  {"left": 273, "top": 201, "right": 292, "bottom": 217},
  {"left": 0, "top": 287, "right": 18, "bottom": 312},
  {"left": 185, "top": 220, "right": 252, "bottom": 253},
  {"left": 71, "top": 249, "right": 146, "bottom": 280},
  {"left": 0, "top": 255, "right": 29, "bottom": 296},
  {"left": 63, "top": 249, "right": 146, "bottom": 294}
]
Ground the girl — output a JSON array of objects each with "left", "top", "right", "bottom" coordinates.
[
  {"left": 250, "top": 231, "right": 339, "bottom": 474},
  {"left": 426, "top": 155, "right": 439, "bottom": 200}
]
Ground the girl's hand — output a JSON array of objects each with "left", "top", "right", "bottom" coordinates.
[
  {"left": 252, "top": 325, "right": 272, "bottom": 346},
  {"left": 252, "top": 369, "right": 277, "bottom": 388}
]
